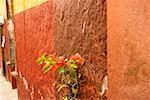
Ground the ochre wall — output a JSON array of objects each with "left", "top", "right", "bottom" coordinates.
[{"left": 108, "top": 0, "right": 150, "bottom": 99}]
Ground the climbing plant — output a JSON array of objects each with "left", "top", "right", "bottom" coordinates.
[{"left": 36, "top": 53, "right": 85, "bottom": 100}]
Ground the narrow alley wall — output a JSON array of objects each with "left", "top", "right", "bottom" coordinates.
[
  {"left": 13, "top": 0, "right": 55, "bottom": 100},
  {"left": 12, "top": 0, "right": 107, "bottom": 100},
  {"left": 108, "top": 0, "right": 150, "bottom": 99},
  {"left": 52, "top": 0, "right": 107, "bottom": 99},
  {"left": 2, "top": 0, "right": 150, "bottom": 99}
]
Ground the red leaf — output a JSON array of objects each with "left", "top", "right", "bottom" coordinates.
[
  {"left": 57, "top": 56, "right": 65, "bottom": 66},
  {"left": 51, "top": 65, "right": 59, "bottom": 72},
  {"left": 69, "top": 53, "right": 85, "bottom": 65}
]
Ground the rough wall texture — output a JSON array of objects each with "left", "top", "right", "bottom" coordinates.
[
  {"left": 5, "top": 0, "right": 150, "bottom": 99},
  {"left": 3, "top": 22, "right": 11, "bottom": 81},
  {"left": 108, "top": 0, "right": 150, "bottom": 100},
  {"left": 52, "top": 0, "right": 107, "bottom": 99},
  {"left": 14, "top": 1, "right": 55, "bottom": 100},
  {"left": 12, "top": 0, "right": 107, "bottom": 99}
]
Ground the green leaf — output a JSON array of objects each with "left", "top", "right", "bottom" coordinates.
[
  {"left": 71, "top": 88, "right": 78, "bottom": 95},
  {"left": 43, "top": 63, "right": 50, "bottom": 69},
  {"left": 68, "top": 59, "right": 76, "bottom": 64},
  {"left": 36, "top": 53, "right": 46, "bottom": 64},
  {"left": 51, "top": 60, "right": 56, "bottom": 65},
  {"left": 44, "top": 56, "right": 56, "bottom": 65},
  {"left": 44, "top": 57, "right": 52, "bottom": 64},
  {"left": 71, "top": 63, "right": 77, "bottom": 68},
  {"left": 61, "top": 76, "right": 66, "bottom": 81},
  {"left": 57, "top": 67, "right": 65, "bottom": 74},
  {"left": 70, "top": 67, "right": 75, "bottom": 78},
  {"left": 43, "top": 65, "right": 52, "bottom": 73}
]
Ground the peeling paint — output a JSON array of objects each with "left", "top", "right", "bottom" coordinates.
[
  {"left": 7, "top": 19, "right": 14, "bottom": 34},
  {"left": 82, "top": 21, "right": 86, "bottom": 33},
  {"left": 1, "top": 36, "right": 5, "bottom": 47},
  {"left": 19, "top": 72, "right": 22, "bottom": 78},
  {"left": 38, "top": 90, "right": 44, "bottom": 100},
  {"left": 101, "top": 75, "right": 108, "bottom": 96},
  {"left": 22, "top": 77, "right": 28, "bottom": 90},
  {"left": 11, "top": 71, "right": 18, "bottom": 78},
  {"left": 30, "top": 86, "right": 34, "bottom": 100}
]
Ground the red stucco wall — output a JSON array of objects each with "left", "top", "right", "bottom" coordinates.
[
  {"left": 52, "top": 0, "right": 107, "bottom": 99},
  {"left": 3, "top": 22, "right": 12, "bottom": 82},
  {"left": 108, "top": 0, "right": 150, "bottom": 99},
  {"left": 13, "top": 0, "right": 107, "bottom": 99},
  {"left": 6, "top": 0, "right": 150, "bottom": 99},
  {"left": 14, "top": 1, "right": 55, "bottom": 100}
]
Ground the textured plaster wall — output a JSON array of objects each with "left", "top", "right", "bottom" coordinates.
[
  {"left": 12, "top": 0, "right": 107, "bottom": 99},
  {"left": 52, "top": 0, "right": 107, "bottom": 99},
  {"left": 3, "top": 0, "right": 150, "bottom": 99},
  {"left": 3, "top": 22, "right": 12, "bottom": 81},
  {"left": 108, "top": 0, "right": 150, "bottom": 99},
  {"left": 14, "top": 1, "right": 55, "bottom": 100}
]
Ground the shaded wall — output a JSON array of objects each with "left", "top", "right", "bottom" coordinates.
[
  {"left": 108, "top": 0, "right": 150, "bottom": 99},
  {"left": 52, "top": 0, "right": 107, "bottom": 99}
]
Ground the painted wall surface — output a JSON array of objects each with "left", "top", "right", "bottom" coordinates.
[
  {"left": 2, "top": 0, "right": 150, "bottom": 99},
  {"left": 52, "top": 0, "right": 107, "bottom": 99},
  {"left": 13, "top": 1, "right": 55, "bottom": 100},
  {"left": 13, "top": 0, "right": 48, "bottom": 15},
  {"left": 13, "top": 0, "right": 107, "bottom": 99},
  {"left": 108, "top": 0, "right": 150, "bottom": 99}
]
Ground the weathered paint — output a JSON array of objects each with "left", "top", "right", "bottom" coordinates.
[
  {"left": 14, "top": 1, "right": 54, "bottom": 99},
  {"left": 13, "top": 0, "right": 48, "bottom": 15},
  {"left": 3, "top": 0, "right": 107, "bottom": 99},
  {"left": 2, "top": 0, "right": 150, "bottom": 99},
  {"left": 108, "top": 0, "right": 150, "bottom": 99},
  {"left": 0, "top": 0, "right": 49, "bottom": 17},
  {"left": 52, "top": 0, "right": 107, "bottom": 99}
]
